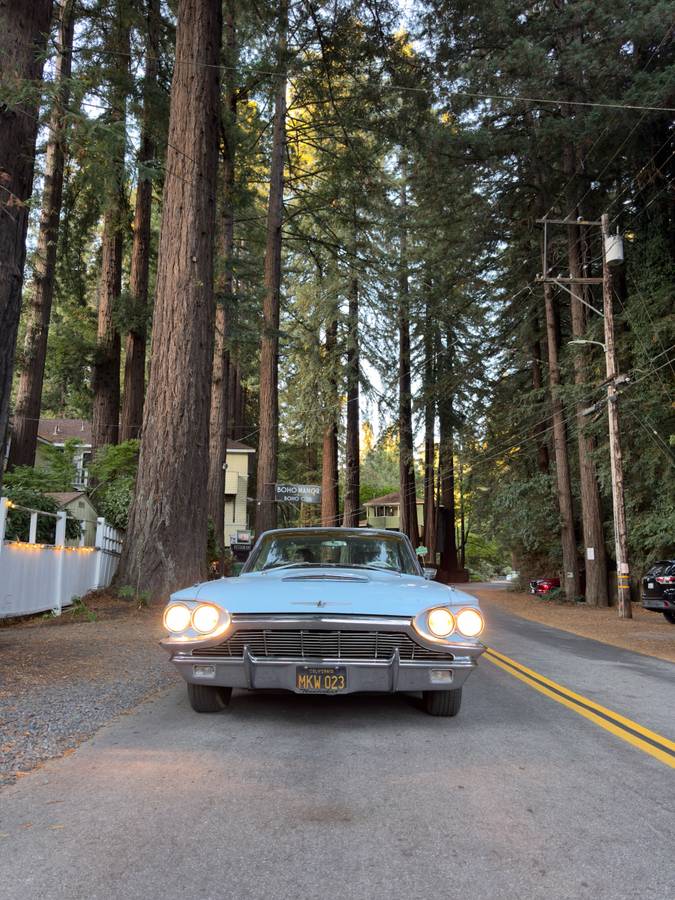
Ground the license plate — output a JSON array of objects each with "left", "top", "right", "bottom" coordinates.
[
  {"left": 296, "top": 666, "right": 347, "bottom": 693},
  {"left": 648, "top": 582, "right": 654, "bottom": 589}
]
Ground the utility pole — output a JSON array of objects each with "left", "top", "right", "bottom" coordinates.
[
  {"left": 601, "top": 213, "right": 632, "bottom": 619},
  {"left": 537, "top": 213, "right": 632, "bottom": 617}
]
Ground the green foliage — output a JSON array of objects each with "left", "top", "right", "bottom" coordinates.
[
  {"left": 5, "top": 439, "right": 80, "bottom": 493},
  {"left": 2, "top": 486, "right": 80, "bottom": 542},
  {"left": 88, "top": 440, "right": 140, "bottom": 531},
  {"left": 70, "top": 596, "right": 97, "bottom": 622}
]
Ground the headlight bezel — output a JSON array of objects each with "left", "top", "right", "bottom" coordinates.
[
  {"left": 163, "top": 601, "right": 231, "bottom": 639},
  {"left": 413, "top": 604, "right": 484, "bottom": 643}
]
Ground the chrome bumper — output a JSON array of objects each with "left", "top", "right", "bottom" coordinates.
[{"left": 163, "top": 615, "right": 484, "bottom": 694}]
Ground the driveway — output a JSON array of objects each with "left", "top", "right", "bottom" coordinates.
[{"left": 1, "top": 597, "right": 673, "bottom": 900}]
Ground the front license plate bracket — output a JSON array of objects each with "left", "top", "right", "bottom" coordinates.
[{"left": 296, "top": 665, "right": 347, "bottom": 693}]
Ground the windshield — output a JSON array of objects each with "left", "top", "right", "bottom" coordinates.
[{"left": 244, "top": 530, "right": 421, "bottom": 575}]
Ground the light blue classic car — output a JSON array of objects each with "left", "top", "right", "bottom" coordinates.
[{"left": 161, "top": 528, "right": 485, "bottom": 717}]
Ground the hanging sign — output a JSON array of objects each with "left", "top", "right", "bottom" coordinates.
[{"left": 274, "top": 484, "right": 322, "bottom": 505}]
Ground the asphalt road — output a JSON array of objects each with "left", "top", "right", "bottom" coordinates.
[{"left": 1, "top": 595, "right": 673, "bottom": 900}]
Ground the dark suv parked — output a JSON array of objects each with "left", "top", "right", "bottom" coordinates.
[{"left": 641, "top": 561, "right": 675, "bottom": 624}]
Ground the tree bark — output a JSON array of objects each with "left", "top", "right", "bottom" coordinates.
[
  {"left": 564, "top": 157, "right": 609, "bottom": 606},
  {"left": 0, "top": 0, "right": 53, "bottom": 485},
  {"left": 543, "top": 282, "right": 581, "bottom": 602},
  {"left": 8, "top": 0, "right": 74, "bottom": 469},
  {"left": 116, "top": 0, "right": 222, "bottom": 599},
  {"left": 422, "top": 298, "right": 436, "bottom": 559},
  {"left": 397, "top": 177, "right": 419, "bottom": 546},
  {"left": 321, "top": 310, "right": 339, "bottom": 525},
  {"left": 342, "top": 271, "right": 360, "bottom": 527},
  {"left": 255, "top": 0, "right": 287, "bottom": 535},
  {"left": 120, "top": 0, "right": 160, "bottom": 443},
  {"left": 207, "top": 0, "right": 236, "bottom": 567},
  {"left": 438, "top": 331, "right": 458, "bottom": 575},
  {"left": 530, "top": 314, "right": 550, "bottom": 474},
  {"left": 92, "top": 3, "right": 130, "bottom": 452}
]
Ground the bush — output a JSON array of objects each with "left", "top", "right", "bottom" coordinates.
[
  {"left": 88, "top": 440, "right": 139, "bottom": 531},
  {"left": 3, "top": 484, "right": 80, "bottom": 542}
]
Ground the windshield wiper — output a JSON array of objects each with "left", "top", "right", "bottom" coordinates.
[
  {"left": 261, "top": 561, "right": 322, "bottom": 571},
  {"left": 347, "top": 564, "right": 402, "bottom": 574}
]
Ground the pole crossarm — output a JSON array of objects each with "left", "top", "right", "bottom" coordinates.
[
  {"left": 536, "top": 277, "right": 605, "bottom": 316},
  {"left": 536, "top": 276, "right": 604, "bottom": 284},
  {"left": 536, "top": 217, "right": 603, "bottom": 226}
]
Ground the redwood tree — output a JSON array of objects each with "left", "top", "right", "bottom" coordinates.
[
  {"left": 255, "top": 0, "right": 287, "bottom": 535},
  {"left": 207, "top": 0, "right": 237, "bottom": 566},
  {"left": 342, "top": 271, "right": 360, "bottom": 527},
  {"left": 116, "top": 0, "right": 222, "bottom": 598},
  {"left": 0, "top": 0, "right": 53, "bottom": 486},
  {"left": 120, "top": 0, "right": 161, "bottom": 442},
  {"left": 92, "top": 1, "right": 130, "bottom": 451},
  {"left": 9, "top": 0, "right": 74, "bottom": 469}
]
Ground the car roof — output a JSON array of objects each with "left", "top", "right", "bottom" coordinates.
[{"left": 257, "top": 527, "right": 406, "bottom": 539}]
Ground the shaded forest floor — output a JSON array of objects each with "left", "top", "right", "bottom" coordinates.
[{"left": 468, "top": 587, "right": 675, "bottom": 665}]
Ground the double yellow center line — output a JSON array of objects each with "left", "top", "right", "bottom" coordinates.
[{"left": 484, "top": 646, "right": 675, "bottom": 769}]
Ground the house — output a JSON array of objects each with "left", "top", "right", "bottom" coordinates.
[
  {"left": 35, "top": 418, "right": 92, "bottom": 489},
  {"left": 45, "top": 491, "right": 99, "bottom": 546},
  {"left": 223, "top": 439, "right": 256, "bottom": 547},
  {"left": 364, "top": 491, "right": 425, "bottom": 531},
  {"left": 11, "top": 417, "right": 256, "bottom": 545}
]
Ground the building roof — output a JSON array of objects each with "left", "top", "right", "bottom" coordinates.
[
  {"left": 364, "top": 491, "right": 424, "bottom": 507},
  {"left": 38, "top": 418, "right": 91, "bottom": 445},
  {"left": 45, "top": 491, "right": 92, "bottom": 507},
  {"left": 227, "top": 439, "right": 255, "bottom": 453}
]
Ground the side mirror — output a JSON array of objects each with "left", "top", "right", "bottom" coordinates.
[{"left": 423, "top": 567, "right": 436, "bottom": 580}]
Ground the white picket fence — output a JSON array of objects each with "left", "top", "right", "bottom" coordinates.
[{"left": 0, "top": 496, "right": 123, "bottom": 619}]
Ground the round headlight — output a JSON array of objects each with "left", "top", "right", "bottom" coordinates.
[
  {"left": 427, "top": 607, "right": 455, "bottom": 637},
  {"left": 456, "top": 607, "right": 484, "bottom": 637},
  {"left": 164, "top": 603, "right": 191, "bottom": 633},
  {"left": 192, "top": 604, "right": 220, "bottom": 635}
]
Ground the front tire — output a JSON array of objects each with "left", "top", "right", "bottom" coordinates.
[
  {"left": 663, "top": 611, "right": 675, "bottom": 625},
  {"left": 423, "top": 688, "right": 462, "bottom": 717},
  {"left": 187, "top": 683, "right": 232, "bottom": 713}
]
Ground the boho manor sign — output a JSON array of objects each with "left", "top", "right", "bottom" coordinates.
[{"left": 274, "top": 484, "right": 322, "bottom": 505}]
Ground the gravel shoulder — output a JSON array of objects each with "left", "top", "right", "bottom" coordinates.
[
  {"left": 466, "top": 586, "right": 675, "bottom": 664},
  {"left": 0, "top": 594, "right": 178, "bottom": 788}
]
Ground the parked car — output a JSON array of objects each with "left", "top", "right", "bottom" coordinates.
[
  {"left": 161, "top": 527, "right": 485, "bottom": 717},
  {"left": 529, "top": 576, "right": 561, "bottom": 596},
  {"left": 641, "top": 560, "right": 675, "bottom": 624}
]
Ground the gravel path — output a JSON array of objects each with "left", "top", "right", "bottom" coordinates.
[{"left": 0, "top": 598, "right": 179, "bottom": 787}]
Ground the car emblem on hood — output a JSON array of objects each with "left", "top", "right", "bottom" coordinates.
[{"left": 290, "top": 600, "right": 351, "bottom": 608}]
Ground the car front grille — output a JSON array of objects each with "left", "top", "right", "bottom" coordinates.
[{"left": 193, "top": 629, "right": 454, "bottom": 662}]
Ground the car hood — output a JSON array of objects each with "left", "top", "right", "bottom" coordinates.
[{"left": 171, "top": 567, "right": 479, "bottom": 617}]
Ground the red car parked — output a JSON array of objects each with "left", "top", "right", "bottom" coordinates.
[{"left": 529, "top": 576, "right": 561, "bottom": 595}]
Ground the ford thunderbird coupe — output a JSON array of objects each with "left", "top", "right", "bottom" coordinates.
[{"left": 161, "top": 528, "right": 485, "bottom": 717}]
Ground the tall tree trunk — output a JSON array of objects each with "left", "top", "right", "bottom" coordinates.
[
  {"left": 438, "top": 332, "right": 458, "bottom": 575},
  {"left": 564, "top": 148, "right": 609, "bottom": 606},
  {"left": 207, "top": 0, "right": 236, "bottom": 567},
  {"left": 116, "top": 0, "right": 222, "bottom": 599},
  {"left": 255, "top": 0, "right": 287, "bottom": 535},
  {"left": 397, "top": 177, "right": 419, "bottom": 546},
  {"left": 0, "top": 0, "right": 53, "bottom": 486},
  {"left": 530, "top": 314, "right": 550, "bottom": 475},
  {"left": 321, "top": 311, "right": 339, "bottom": 525},
  {"left": 342, "top": 271, "right": 360, "bottom": 527},
  {"left": 422, "top": 298, "right": 436, "bottom": 559},
  {"left": 543, "top": 282, "right": 581, "bottom": 602},
  {"left": 92, "top": 4, "right": 129, "bottom": 452},
  {"left": 120, "top": 0, "right": 160, "bottom": 443},
  {"left": 8, "top": 0, "right": 74, "bottom": 469}
]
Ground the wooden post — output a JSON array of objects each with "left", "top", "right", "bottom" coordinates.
[
  {"left": 601, "top": 214, "right": 632, "bottom": 619},
  {"left": 94, "top": 516, "right": 105, "bottom": 588},
  {"left": 28, "top": 511, "right": 38, "bottom": 544}
]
